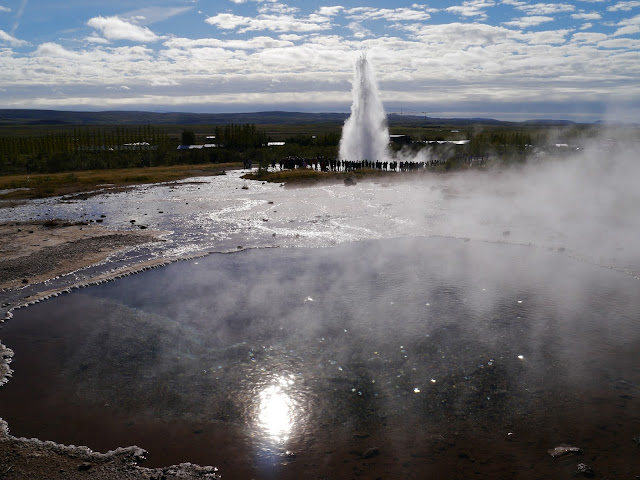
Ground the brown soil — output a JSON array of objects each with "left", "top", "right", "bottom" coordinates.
[{"left": 0, "top": 220, "right": 164, "bottom": 290}]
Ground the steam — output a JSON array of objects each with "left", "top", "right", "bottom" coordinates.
[{"left": 339, "top": 54, "right": 390, "bottom": 162}]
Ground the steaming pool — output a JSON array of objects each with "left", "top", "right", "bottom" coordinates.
[{"left": 1, "top": 235, "right": 639, "bottom": 478}]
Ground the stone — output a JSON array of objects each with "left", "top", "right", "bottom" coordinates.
[
  {"left": 547, "top": 445, "right": 582, "bottom": 458},
  {"left": 576, "top": 463, "right": 594, "bottom": 477}
]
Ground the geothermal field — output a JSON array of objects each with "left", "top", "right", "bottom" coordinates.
[{"left": 0, "top": 57, "right": 639, "bottom": 479}]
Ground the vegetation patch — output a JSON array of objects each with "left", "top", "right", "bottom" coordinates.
[{"left": 0, "top": 163, "right": 240, "bottom": 201}]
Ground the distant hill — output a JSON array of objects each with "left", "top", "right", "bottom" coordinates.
[
  {"left": 0, "top": 110, "right": 350, "bottom": 126},
  {"left": 0, "top": 109, "right": 584, "bottom": 127}
]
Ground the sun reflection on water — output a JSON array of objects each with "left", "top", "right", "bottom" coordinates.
[{"left": 258, "top": 375, "right": 297, "bottom": 444}]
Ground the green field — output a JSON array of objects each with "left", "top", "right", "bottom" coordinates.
[{"left": 1, "top": 110, "right": 638, "bottom": 201}]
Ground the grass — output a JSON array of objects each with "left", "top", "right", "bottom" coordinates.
[{"left": 0, "top": 162, "right": 242, "bottom": 200}]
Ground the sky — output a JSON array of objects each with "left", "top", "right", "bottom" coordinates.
[{"left": 1, "top": 0, "right": 639, "bottom": 122}]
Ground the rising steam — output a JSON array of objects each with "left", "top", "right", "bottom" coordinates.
[{"left": 339, "top": 54, "right": 390, "bottom": 162}]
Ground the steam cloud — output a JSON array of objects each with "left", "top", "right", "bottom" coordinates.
[{"left": 339, "top": 54, "right": 390, "bottom": 162}]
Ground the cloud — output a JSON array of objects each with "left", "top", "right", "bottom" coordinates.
[
  {"left": 571, "top": 31, "right": 608, "bottom": 43},
  {"left": 571, "top": 12, "right": 603, "bottom": 20},
  {"left": 503, "top": 15, "right": 555, "bottom": 27},
  {"left": 0, "top": 6, "right": 11, "bottom": 13},
  {"left": 608, "top": 1, "right": 640, "bottom": 11},
  {"left": 204, "top": 13, "right": 251, "bottom": 30},
  {"left": 11, "top": 0, "right": 27, "bottom": 35},
  {"left": 87, "top": 16, "right": 162, "bottom": 43},
  {"left": 511, "top": 2, "right": 576, "bottom": 15},
  {"left": 613, "top": 13, "right": 640, "bottom": 35},
  {"left": 164, "top": 35, "right": 294, "bottom": 50},
  {"left": 258, "top": 2, "right": 299, "bottom": 14},
  {"left": 446, "top": 1, "right": 496, "bottom": 19},
  {"left": 205, "top": 12, "right": 332, "bottom": 33},
  {"left": 122, "top": 7, "right": 193, "bottom": 26},
  {"left": 317, "top": 6, "right": 345, "bottom": 17},
  {"left": 0, "top": 28, "right": 28, "bottom": 46},
  {"left": 348, "top": 22, "right": 374, "bottom": 38},
  {"left": 345, "top": 7, "right": 433, "bottom": 22}
]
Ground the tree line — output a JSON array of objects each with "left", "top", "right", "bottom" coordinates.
[{"left": 1, "top": 121, "right": 571, "bottom": 176}]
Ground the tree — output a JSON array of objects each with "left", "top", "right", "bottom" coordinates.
[{"left": 181, "top": 130, "right": 196, "bottom": 145}]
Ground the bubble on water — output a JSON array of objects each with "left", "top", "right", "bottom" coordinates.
[{"left": 413, "top": 388, "right": 421, "bottom": 393}]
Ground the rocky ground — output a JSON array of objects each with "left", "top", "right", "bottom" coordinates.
[
  {"left": 0, "top": 220, "right": 163, "bottom": 291},
  {"left": 0, "top": 418, "right": 221, "bottom": 480}
]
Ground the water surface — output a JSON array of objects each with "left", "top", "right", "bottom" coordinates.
[{"left": 1, "top": 237, "right": 638, "bottom": 478}]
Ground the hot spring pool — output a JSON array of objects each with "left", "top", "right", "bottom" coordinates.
[{"left": 0, "top": 237, "right": 639, "bottom": 479}]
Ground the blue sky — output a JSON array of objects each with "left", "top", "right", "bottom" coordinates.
[{"left": 1, "top": 0, "right": 639, "bottom": 121}]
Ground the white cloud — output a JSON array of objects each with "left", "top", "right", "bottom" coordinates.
[
  {"left": 279, "top": 33, "right": 305, "bottom": 41},
  {"left": 345, "top": 7, "right": 433, "bottom": 22},
  {"left": 613, "top": 13, "right": 640, "bottom": 35},
  {"left": 258, "top": 2, "right": 299, "bottom": 14},
  {"left": 122, "top": 7, "right": 193, "bottom": 26},
  {"left": 164, "top": 35, "right": 294, "bottom": 50},
  {"left": 608, "top": 1, "right": 640, "bottom": 11},
  {"left": 85, "top": 35, "right": 111, "bottom": 45},
  {"left": 446, "top": 1, "right": 496, "bottom": 19},
  {"left": 571, "top": 31, "right": 608, "bottom": 43},
  {"left": 511, "top": 2, "right": 576, "bottom": 15},
  {"left": 0, "top": 6, "right": 11, "bottom": 13},
  {"left": 1, "top": 1, "right": 638, "bottom": 121},
  {"left": 571, "top": 12, "right": 602, "bottom": 20},
  {"left": 503, "top": 15, "right": 555, "bottom": 27},
  {"left": 205, "top": 12, "right": 332, "bottom": 33},
  {"left": 580, "top": 22, "right": 594, "bottom": 30},
  {"left": 613, "top": 24, "right": 640, "bottom": 35},
  {"left": 317, "top": 6, "right": 344, "bottom": 17},
  {"left": 204, "top": 13, "right": 251, "bottom": 30},
  {"left": 597, "top": 37, "right": 640, "bottom": 48},
  {"left": 87, "top": 16, "right": 162, "bottom": 43},
  {"left": 348, "top": 22, "right": 373, "bottom": 38},
  {"left": 0, "top": 28, "right": 28, "bottom": 46}
]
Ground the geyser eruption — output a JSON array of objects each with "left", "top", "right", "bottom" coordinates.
[{"left": 339, "top": 54, "right": 390, "bottom": 162}]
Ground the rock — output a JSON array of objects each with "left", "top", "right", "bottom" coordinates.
[
  {"left": 633, "top": 436, "right": 640, "bottom": 446},
  {"left": 547, "top": 445, "right": 582, "bottom": 458},
  {"left": 77, "top": 462, "right": 92, "bottom": 471},
  {"left": 344, "top": 177, "right": 355, "bottom": 186},
  {"left": 576, "top": 463, "right": 594, "bottom": 477}
]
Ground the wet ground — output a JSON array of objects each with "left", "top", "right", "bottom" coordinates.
[
  {"left": 1, "top": 238, "right": 639, "bottom": 478},
  {"left": 1, "top": 154, "right": 640, "bottom": 478}
]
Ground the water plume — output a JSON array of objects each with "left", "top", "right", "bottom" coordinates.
[{"left": 339, "top": 54, "right": 390, "bottom": 162}]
